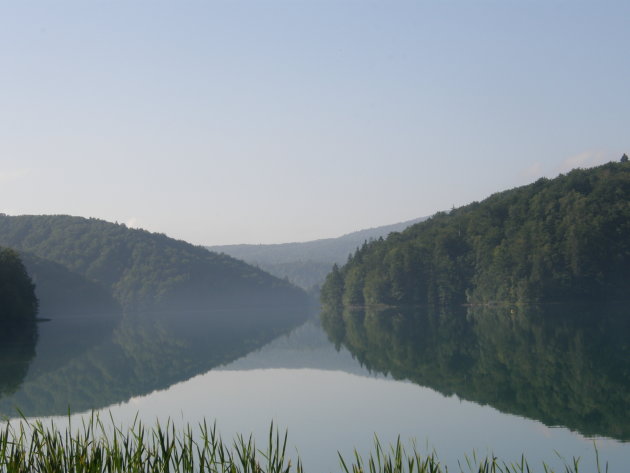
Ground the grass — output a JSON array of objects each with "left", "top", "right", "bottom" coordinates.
[
  {"left": 0, "top": 415, "right": 609, "bottom": 473},
  {"left": 337, "top": 437, "right": 608, "bottom": 473}
]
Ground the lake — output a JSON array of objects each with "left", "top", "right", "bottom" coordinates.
[{"left": 1, "top": 302, "right": 629, "bottom": 472}]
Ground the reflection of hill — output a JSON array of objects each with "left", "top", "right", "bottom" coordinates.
[
  {"left": 221, "top": 320, "right": 379, "bottom": 377},
  {"left": 18, "top": 252, "right": 123, "bottom": 380},
  {"left": 0, "top": 325, "right": 37, "bottom": 398},
  {"left": 0, "top": 251, "right": 123, "bottom": 402},
  {"left": 321, "top": 303, "right": 630, "bottom": 441},
  {"left": 0, "top": 306, "right": 307, "bottom": 417},
  {"left": 0, "top": 215, "right": 312, "bottom": 417}
]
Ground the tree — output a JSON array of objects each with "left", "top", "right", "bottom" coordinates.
[
  {"left": 0, "top": 248, "right": 38, "bottom": 334},
  {"left": 320, "top": 264, "right": 344, "bottom": 310},
  {"left": 621, "top": 153, "right": 628, "bottom": 163}
]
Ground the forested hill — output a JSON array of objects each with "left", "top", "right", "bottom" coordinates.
[
  {"left": 0, "top": 215, "right": 307, "bottom": 312},
  {"left": 19, "top": 252, "right": 121, "bottom": 317},
  {"left": 207, "top": 217, "right": 426, "bottom": 291},
  {"left": 321, "top": 160, "right": 630, "bottom": 308}
]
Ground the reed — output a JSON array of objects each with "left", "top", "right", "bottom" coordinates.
[
  {"left": 0, "top": 414, "right": 299, "bottom": 473},
  {"left": 338, "top": 437, "right": 607, "bottom": 473},
  {"left": 0, "top": 415, "right": 607, "bottom": 473}
]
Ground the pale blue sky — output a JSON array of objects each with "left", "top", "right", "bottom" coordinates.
[{"left": 1, "top": 1, "right": 628, "bottom": 245}]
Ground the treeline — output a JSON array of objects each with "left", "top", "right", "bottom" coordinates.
[
  {"left": 322, "top": 160, "right": 630, "bottom": 307},
  {"left": 0, "top": 215, "right": 308, "bottom": 312}
]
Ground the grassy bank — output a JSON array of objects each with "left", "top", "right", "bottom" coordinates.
[{"left": 0, "top": 416, "right": 608, "bottom": 473}]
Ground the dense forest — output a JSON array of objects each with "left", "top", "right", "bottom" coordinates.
[
  {"left": 0, "top": 215, "right": 308, "bottom": 312},
  {"left": 321, "top": 303, "right": 630, "bottom": 440},
  {"left": 322, "top": 160, "right": 630, "bottom": 307},
  {"left": 208, "top": 217, "right": 425, "bottom": 292}
]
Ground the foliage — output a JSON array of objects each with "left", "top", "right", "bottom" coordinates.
[
  {"left": 322, "top": 161, "right": 630, "bottom": 307},
  {"left": 0, "top": 215, "right": 307, "bottom": 312},
  {"left": 0, "top": 326, "right": 37, "bottom": 399},
  {"left": 0, "top": 417, "right": 300, "bottom": 473},
  {"left": 321, "top": 302, "right": 630, "bottom": 441},
  {"left": 339, "top": 436, "right": 605, "bottom": 473}
]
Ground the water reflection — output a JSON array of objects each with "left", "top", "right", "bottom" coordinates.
[
  {"left": 0, "top": 306, "right": 307, "bottom": 418},
  {"left": 0, "top": 322, "right": 37, "bottom": 398},
  {"left": 321, "top": 303, "right": 630, "bottom": 441}
]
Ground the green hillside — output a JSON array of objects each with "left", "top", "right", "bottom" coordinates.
[
  {"left": 0, "top": 215, "right": 307, "bottom": 312},
  {"left": 19, "top": 252, "right": 121, "bottom": 317},
  {"left": 322, "top": 160, "right": 630, "bottom": 307}
]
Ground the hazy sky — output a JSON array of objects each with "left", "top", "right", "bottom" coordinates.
[{"left": 1, "top": 1, "right": 628, "bottom": 245}]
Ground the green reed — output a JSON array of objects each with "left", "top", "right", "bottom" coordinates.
[
  {"left": 338, "top": 437, "right": 607, "bottom": 473},
  {"left": 0, "top": 415, "right": 608, "bottom": 473},
  {"left": 0, "top": 414, "right": 299, "bottom": 473}
]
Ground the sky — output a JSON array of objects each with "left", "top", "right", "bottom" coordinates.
[{"left": 1, "top": 1, "right": 628, "bottom": 246}]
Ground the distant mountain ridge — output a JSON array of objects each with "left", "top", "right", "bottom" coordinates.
[{"left": 207, "top": 217, "right": 427, "bottom": 291}]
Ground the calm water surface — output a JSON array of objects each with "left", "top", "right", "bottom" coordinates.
[{"left": 1, "top": 303, "right": 629, "bottom": 472}]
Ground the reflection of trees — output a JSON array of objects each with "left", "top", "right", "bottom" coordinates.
[
  {"left": 321, "top": 303, "right": 630, "bottom": 440},
  {"left": 0, "top": 323, "right": 37, "bottom": 397},
  {"left": 0, "top": 306, "right": 307, "bottom": 417}
]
